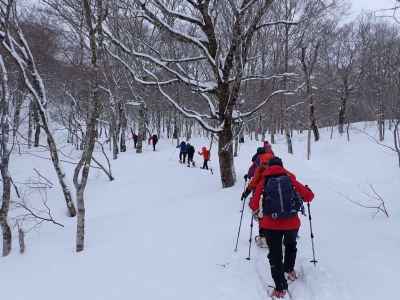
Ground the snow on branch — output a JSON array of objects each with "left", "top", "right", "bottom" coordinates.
[
  {"left": 136, "top": 0, "right": 217, "bottom": 67},
  {"left": 238, "top": 89, "right": 298, "bottom": 119},
  {"left": 151, "top": 0, "right": 205, "bottom": 27},
  {"left": 338, "top": 184, "right": 389, "bottom": 218},
  {"left": 198, "top": 93, "right": 218, "bottom": 118},
  {"left": 240, "top": 72, "right": 299, "bottom": 83},
  {"left": 106, "top": 47, "right": 180, "bottom": 87},
  {"left": 255, "top": 20, "right": 300, "bottom": 30},
  {"left": 374, "top": 6, "right": 400, "bottom": 24},
  {"left": 286, "top": 101, "right": 305, "bottom": 111},
  {"left": 240, "top": 0, "right": 261, "bottom": 12},
  {"left": 104, "top": 35, "right": 216, "bottom": 92},
  {"left": 143, "top": 68, "right": 224, "bottom": 133}
]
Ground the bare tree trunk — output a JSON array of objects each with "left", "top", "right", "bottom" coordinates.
[
  {"left": 136, "top": 102, "right": 146, "bottom": 153},
  {"left": 338, "top": 96, "right": 347, "bottom": 134},
  {"left": 120, "top": 118, "right": 127, "bottom": 153},
  {"left": 218, "top": 119, "right": 236, "bottom": 188},
  {"left": 377, "top": 95, "right": 385, "bottom": 141},
  {"left": 394, "top": 120, "right": 400, "bottom": 167},
  {"left": 301, "top": 45, "right": 320, "bottom": 144},
  {"left": 0, "top": 215, "right": 11, "bottom": 257},
  {"left": 75, "top": 187, "right": 85, "bottom": 252},
  {"left": 74, "top": 0, "right": 104, "bottom": 252},
  {"left": 234, "top": 135, "right": 239, "bottom": 157},
  {"left": 111, "top": 119, "right": 119, "bottom": 159},
  {"left": 283, "top": 13, "right": 293, "bottom": 153},
  {"left": 33, "top": 101, "right": 41, "bottom": 147},
  {"left": 270, "top": 119, "right": 275, "bottom": 144},
  {"left": 0, "top": 55, "right": 12, "bottom": 256},
  {"left": 255, "top": 120, "right": 259, "bottom": 141},
  {"left": 18, "top": 227, "right": 25, "bottom": 254},
  {"left": 28, "top": 100, "right": 33, "bottom": 149},
  {"left": 13, "top": 88, "right": 23, "bottom": 138},
  {"left": 156, "top": 111, "right": 161, "bottom": 138},
  {"left": 307, "top": 129, "right": 311, "bottom": 161},
  {"left": 310, "top": 94, "right": 320, "bottom": 141}
]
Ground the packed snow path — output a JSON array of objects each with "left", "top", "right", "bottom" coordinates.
[{"left": 1, "top": 127, "right": 398, "bottom": 300}]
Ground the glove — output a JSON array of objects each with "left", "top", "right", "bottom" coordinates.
[
  {"left": 241, "top": 189, "right": 251, "bottom": 201},
  {"left": 244, "top": 174, "right": 249, "bottom": 181}
]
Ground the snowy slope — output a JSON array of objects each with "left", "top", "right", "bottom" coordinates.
[{"left": 1, "top": 123, "right": 399, "bottom": 300}]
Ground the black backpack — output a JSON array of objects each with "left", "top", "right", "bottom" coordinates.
[{"left": 262, "top": 175, "right": 304, "bottom": 219}]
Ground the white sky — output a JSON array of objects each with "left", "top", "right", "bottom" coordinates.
[
  {"left": 350, "top": 0, "right": 395, "bottom": 13},
  {"left": 23, "top": 0, "right": 397, "bottom": 14}
]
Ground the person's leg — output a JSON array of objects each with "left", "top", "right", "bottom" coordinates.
[
  {"left": 266, "top": 230, "right": 287, "bottom": 291},
  {"left": 283, "top": 229, "right": 299, "bottom": 274},
  {"left": 183, "top": 153, "right": 187, "bottom": 163},
  {"left": 179, "top": 152, "right": 183, "bottom": 162},
  {"left": 202, "top": 159, "right": 206, "bottom": 169},
  {"left": 205, "top": 159, "right": 209, "bottom": 170}
]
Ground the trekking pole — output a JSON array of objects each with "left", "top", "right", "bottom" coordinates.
[
  {"left": 234, "top": 178, "right": 248, "bottom": 252},
  {"left": 307, "top": 203, "right": 318, "bottom": 266},
  {"left": 246, "top": 215, "right": 254, "bottom": 261}
]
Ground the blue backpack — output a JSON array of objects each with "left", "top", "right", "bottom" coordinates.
[{"left": 262, "top": 175, "right": 304, "bottom": 219}]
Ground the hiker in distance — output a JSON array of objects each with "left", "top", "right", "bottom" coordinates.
[
  {"left": 198, "top": 146, "right": 210, "bottom": 170},
  {"left": 132, "top": 132, "right": 138, "bottom": 149},
  {"left": 186, "top": 143, "right": 196, "bottom": 167},
  {"left": 177, "top": 141, "right": 188, "bottom": 163},
  {"left": 151, "top": 134, "right": 158, "bottom": 151},
  {"left": 249, "top": 157, "right": 314, "bottom": 299}
]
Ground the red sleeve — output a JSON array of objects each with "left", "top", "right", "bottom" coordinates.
[
  {"left": 249, "top": 178, "right": 265, "bottom": 212},
  {"left": 288, "top": 174, "right": 314, "bottom": 202}
]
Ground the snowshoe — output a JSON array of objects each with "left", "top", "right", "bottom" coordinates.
[{"left": 269, "top": 289, "right": 287, "bottom": 299}]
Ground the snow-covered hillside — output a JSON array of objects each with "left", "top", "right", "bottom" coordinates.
[{"left": 1, "top": 123, "right": 399, "bottom": 300}]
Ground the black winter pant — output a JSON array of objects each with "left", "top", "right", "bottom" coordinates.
[
  {"left": 187, "top": 154, "right": 194, "bottom": 165},
  {"left": 202, "top": 159, "right": 209, "bottom": 170},
  {"left": 179, "top": 152, "right": 187, "bottom": 163},
  {"left": 261, "top": 229, "right": 298, "bottom": 291}
]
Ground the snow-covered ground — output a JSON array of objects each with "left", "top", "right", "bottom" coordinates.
[{"left": 1, "top": 123, "right": 399, "bottom": 300}]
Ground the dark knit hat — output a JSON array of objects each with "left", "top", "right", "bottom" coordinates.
[
  {"left": 268, "top": 156, "right": 283, "bottom": 167},
  {"left": 256, "top": 147, "right": 266, "bottom": 155}
]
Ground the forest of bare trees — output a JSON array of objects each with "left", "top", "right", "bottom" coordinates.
[{"left": 0, "top": 0, "right": 400, "bottom": 255}]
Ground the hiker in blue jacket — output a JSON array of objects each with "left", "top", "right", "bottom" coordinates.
[{"left": 177, "top": 141, "right": 188, "bottom": 163}]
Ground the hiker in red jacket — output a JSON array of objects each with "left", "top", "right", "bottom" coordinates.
[
  {"left": 249, "top": 157, "right": 314, "bottom": 299},
  {"left": 198, "top": 146, "right": 210, "bottom": 170}
]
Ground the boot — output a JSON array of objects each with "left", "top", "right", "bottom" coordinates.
[
  {"left": 285, "top": 270, "right": 297, "bottom": 282},
  {"left": 270, "top": 289, "right": 286, "bottom": 299}
]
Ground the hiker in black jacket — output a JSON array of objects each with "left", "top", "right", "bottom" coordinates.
[{"left": 187, "top": 143, "right": 196, "bottom": 167}]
